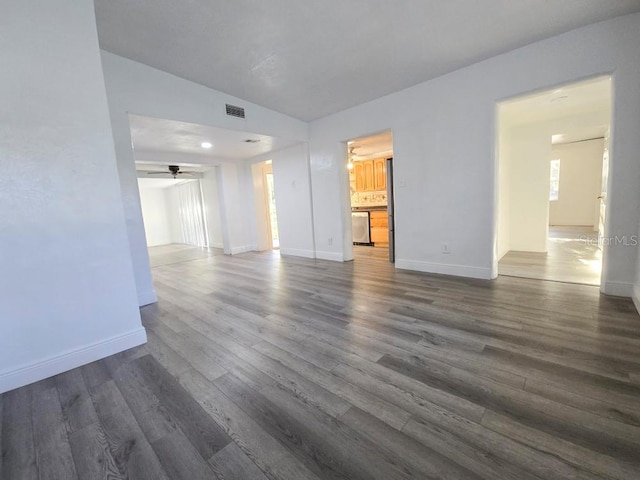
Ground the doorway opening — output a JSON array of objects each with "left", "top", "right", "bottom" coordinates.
[
  {"left": 136, "top": 172, "right": 221, "bottom": 267},
  {"left": 496, "top": 76, "right": 612, "bottom": 286},
  {"left": 346, "top": 130, "right": 395, "bottom": 263},
  {"left": 264, "top": 163, "right": 280, "bottom": 249},
  {"left": 251, "top": 160, "right": 280, "bottom": 251}
]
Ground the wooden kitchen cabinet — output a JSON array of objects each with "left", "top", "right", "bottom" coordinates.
[
  {"left": 351, "top": 157, "right": 387, "bottom": 192},
  {"left": 364, "top": 161, "right": 375, "bottom": 190},
  {"left": 370, "top": 210, "right": 389, "bottom": 245},
  {"left": 354, "top": 162, "right": 365, "bottom": 191},
  {"left": 373, "top": 158, "right": 386, "bottom": 190}
]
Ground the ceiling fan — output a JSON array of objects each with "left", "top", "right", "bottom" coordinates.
[
  {"left": 347, "top": 147, "right": 359, "bottom": 170},
  {"left": 145, "top": 165, "right": 196, "bottom": 179}
]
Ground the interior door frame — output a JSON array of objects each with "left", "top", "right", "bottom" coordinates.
[
  {"left": 341, "top": 129, "right": 395, "bottom": 263},
  {"left": 491, "top": 74, "right": 614, "bottom": 291},
  {"left": 263, "top": 163, "right": 279, "bottom": 249},
  {"left": 251, "top": 160, "right": 273, "bottom": 251},
  {"left": 386, "top": 157, "right": 395, "bottom": 263}
]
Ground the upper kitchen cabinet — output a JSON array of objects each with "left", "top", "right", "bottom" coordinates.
[
  {"left": 354, "top": 162, "right": 365, "bottom": 191},
  {"left": 364, "top": 161, "right": 375, "bottom": 190},
  {"left": 351, "top": 157, "right": 387, "bottom": 192},
  {"left": 373, "top": 158, "right": 386, "bottom": 191}
]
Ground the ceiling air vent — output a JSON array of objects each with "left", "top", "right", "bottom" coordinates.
[{"left": 225, "top": 104, "right": 245, "bottom": 119}]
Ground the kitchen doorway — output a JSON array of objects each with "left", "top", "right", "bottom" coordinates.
[{"left": 346, "top": 130, "right": 395, "bottom": 262}]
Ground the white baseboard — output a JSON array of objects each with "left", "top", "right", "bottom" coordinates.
[
  {"left": 138, "top": 289, "right": 157, "bottom": 307},
  {"left": 315, "top": 250, "right": 344, "bottom": 262},
  {"left": 632, "top": 284, "right": 640, "bottom": 315},
  {"left": 0, "top": 328, "right": 147, "bottom": 394},
  {"left": 279, "top": 248, "right": 315, "bottom": 259},
  {"left": 230, "top": 245, "right": 255, "bottom": 255},
  {"left": 601, "top": 281, "right": 633, "bottom": 297},
  {"left": 210, "top": 242, "right": 224, "bottom": 249},
  {"left": 395, "top": 258, "right": 493, "bottom": 280}
]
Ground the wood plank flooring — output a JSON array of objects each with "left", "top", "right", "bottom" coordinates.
[
  {"left": 2, "top": 243, "right": 640, "bottom": 479},
  {"left": 499, "top": 225, "right": 602, "bottom": 285}
]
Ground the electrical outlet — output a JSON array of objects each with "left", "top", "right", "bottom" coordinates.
[
  {"left": 442, "top": 242, "right": 450, "bottom": 254},
  {"left": 328, "top": 237, "right": 333, "bottom": 246}
]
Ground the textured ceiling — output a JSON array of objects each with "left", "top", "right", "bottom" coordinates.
[
  {"left": 500, "top": 76, "right": 611, "bottom": 125},
  {"left": 129, "top": 114, "right": 301, "bottom": 162},
  {"left": 349, "top": 131, "right": 393, "bottom": 159},
  {"left": 95, "top": 1, "right": 640, "bottom": 121},
  {"left": 500, "top": 76, "right": 611, "bottom": 144}
]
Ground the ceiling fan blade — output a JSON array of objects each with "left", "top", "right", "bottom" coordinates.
[{"left": 146, "top": 171, "right": 171, "bottom": 175}]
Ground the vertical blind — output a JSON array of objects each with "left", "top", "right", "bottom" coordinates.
[{"left": 176, "top": 180, "right": 209, "bottom": 247}]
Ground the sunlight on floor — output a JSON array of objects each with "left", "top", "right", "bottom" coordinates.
[{"left": 499, "top": 226, "right": 602, "bottom": 285}]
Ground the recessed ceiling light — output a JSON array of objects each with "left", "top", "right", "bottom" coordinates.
[{"left": 201, "top": 142, "right": 213, "bottom": 149}]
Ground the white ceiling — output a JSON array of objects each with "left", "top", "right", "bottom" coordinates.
[
  {"left": 349, "top": 131, "right": 393, "bottom": 159},
  {"left": 500, "top": 76, "right": 611, "bottom": 144},
  {"left": 136, "top": 163, "right": 209, "bottom": 173},
  {"left": 500, "top": 76, "right": 611, "bottom": 125},
  {"left": 94, "top": 1, "right": 640, "bottom": 121},
  {"left": 137, "top": 178, "right": 196, "bottom": 189},
  {"left": 129, "top": 114, "right": 301, "bottom": 163}
]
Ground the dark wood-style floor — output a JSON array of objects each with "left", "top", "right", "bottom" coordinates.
[{"left": 2, "top": 244, "right": 640, "bottom": 479}]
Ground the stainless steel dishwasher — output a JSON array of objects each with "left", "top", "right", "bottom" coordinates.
[{"left": 351, "top": 211, "right": 372, "bottom": 245}]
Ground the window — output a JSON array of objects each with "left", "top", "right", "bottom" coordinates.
[{"left": 549, "top": 159, "right": 560, "bottom": 201}]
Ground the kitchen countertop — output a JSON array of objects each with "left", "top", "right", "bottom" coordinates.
[{"left": 351, "top": 205, "right": 388, "bottom": 212}]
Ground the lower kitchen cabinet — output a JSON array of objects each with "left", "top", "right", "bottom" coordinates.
[{"left": 370, "top": 210, "right": 389, "bottom": 245}]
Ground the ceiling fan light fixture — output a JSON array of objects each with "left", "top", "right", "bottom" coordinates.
[
  {"left": 347, "top": 146, "right": 357, "bottom": 170},
  {"left": 168, "top": 165, "right": 180, "bottom": 178},
  {"left": 145, "top": 165, "right": 196, "bottom": 179}
]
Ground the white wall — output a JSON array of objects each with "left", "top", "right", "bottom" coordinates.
[
  {"left": 507, "top": 125, "right": 551, "bottom": 253},
  {"left": 138, "top": 185, "right": 174, "bottom": 246},
  {"left": 496, "top": 124, "right": 511, "bottom": 260},
  {"left": 308, "top": 14, "right": 640, "bottom": 295},
  {"left": 0, "top": 0, "right": 145, "bottom": 393},
  {"left": 164, "top": 186, "right": 183, "bottom": 244},
  {"left": 201, "top": 170, "right": 224, "bottom": 248},
  {"left": 272, "top": 144, "right": 316, "bottom": 258},
  {"left": 216, "top": 162, "right": 257, "bottom": 254},
  {"left": 549, "top": 139, "right": 604, "bottom": 227},
  {"left": 101, "top": 51, "right": 308, "bottom": 304},
  {"left": 248, "top": 144, "right": 316, "bottom": 258}
]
